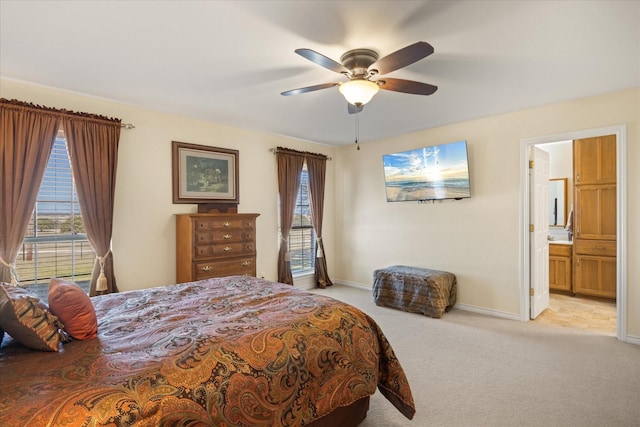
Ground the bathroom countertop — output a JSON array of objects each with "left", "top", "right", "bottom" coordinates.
[{"left": 549, "top": 240, "right": 573, "bottom": 245}]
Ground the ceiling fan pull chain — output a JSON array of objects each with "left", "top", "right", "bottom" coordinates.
[{"left": 354, "top": 110, "right": 360, "bottom": 151}]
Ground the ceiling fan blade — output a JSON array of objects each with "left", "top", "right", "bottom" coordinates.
[
  {"left": 369, "top": 41, "right": 434, "bottom": 75},
  {"left": 347, "top": 103, "right": 364, "bottom": 114},
  {"left": 295, "top": 48, "right": 349, "bottom": 74},
  {"left": 377, "top": 78, "right": 438, "bottom": 95},
  {"left": 281, "top": 82, "right": 339, "bottom": 96}
]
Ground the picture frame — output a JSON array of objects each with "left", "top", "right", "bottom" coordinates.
[{"left": 172, "top": 141, "right": 239, "bottom": 204}]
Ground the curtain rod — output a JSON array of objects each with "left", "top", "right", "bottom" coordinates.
[
  {"left": 1, "top": 98, "right": 128, "bottom": 128},
  {"left": 269, "top": 147, "right": 332, "bottom": 161}
]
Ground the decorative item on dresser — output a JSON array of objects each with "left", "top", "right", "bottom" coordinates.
[
  {"left": 572, "top": 134, "right": 616, "bottom": 300},
  {"left": 176, "top": 213, "right": 259, "bottom": 283}
]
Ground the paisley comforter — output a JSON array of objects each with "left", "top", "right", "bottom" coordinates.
[{"left": 0, "top": 276, "right": 414, "bottom": 426}]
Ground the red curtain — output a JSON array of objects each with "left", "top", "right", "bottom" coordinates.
[
  {"left": 1, "top": 98, "right": 121, "bottom": 295},
  {"left": 276, "top": 150, "right": 304, "bottom": 285},
  {"left": 275, "top": 147, "right": 331, "bottom": 287},
  {"left": 306, "top": 155, "right": 332, "bottom": 288},
  {"left": 64, "top": 117, "right": 120, "bottom": 295},
  {"left": 0, "top": 100, "right": 58, "bottom": 284}
]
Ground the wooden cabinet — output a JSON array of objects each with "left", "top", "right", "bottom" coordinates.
[
  {"left": 572, "top": 135, "right": 616, "bottom": 300},
  {"left": 549, "top": 243, "right": 572, "bottom": 293},
  {"left": 573, "top": 185, "right": 616, "bottom": 241},
  {"left": 573, "top": 253, "right": 617, "bottom": 299},
  {"left": 573, "top": 134, "right": 616, "bottom": 185},
  {"left": 176, "top": 213, "right": 259, "bottom": 283}
]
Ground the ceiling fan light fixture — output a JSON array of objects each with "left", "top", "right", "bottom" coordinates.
[{"left": 338, "top": 79, "right": 379, "bottom": 106}]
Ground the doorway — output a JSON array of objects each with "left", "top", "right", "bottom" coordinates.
[{"left": 519, "top": 125, "right": 627, "bottom": 340}]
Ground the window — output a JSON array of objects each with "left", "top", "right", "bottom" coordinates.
[
  {"left": 288, "top": 165, "right": 315, "bottom": 274},
  {"left": 15, "top": 132, "right": 94, "bottom": 297}
]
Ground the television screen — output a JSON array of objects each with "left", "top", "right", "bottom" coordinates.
[{"left": 382, "top": 140, "right": 471, "bottom": 202}]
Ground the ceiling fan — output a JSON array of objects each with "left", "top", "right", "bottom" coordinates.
[{"left": 281, "top": 41, "right": 438, "bottom": 113}]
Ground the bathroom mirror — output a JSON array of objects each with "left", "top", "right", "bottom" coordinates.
[{"left": 549, "top": 178, "right": 568, "bottom": 227}]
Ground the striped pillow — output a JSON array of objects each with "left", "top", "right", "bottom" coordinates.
[{"left": 0, "top": 283, "right": 66, "bottom": 351}]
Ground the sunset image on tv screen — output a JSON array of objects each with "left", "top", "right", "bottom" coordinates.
[{"left": 382, "top": 140, "right": 471, "bottom": 202}]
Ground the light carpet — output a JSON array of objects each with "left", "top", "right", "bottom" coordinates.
[{"left": 310, "top": 284, "right": 640, "bottom": 427}]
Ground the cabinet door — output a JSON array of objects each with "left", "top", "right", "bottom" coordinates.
[
  {"left": 574, "top": 255, "right": 616, "bottom": 299},
  {"left": 574, "top": 135, "right": 616, "bottom": 185},
  {"left": 574, "top": 185, "right": 616, "bottom": 240},
  {"left": 549, "top": 256, "right": 572, "bottom": 292}
]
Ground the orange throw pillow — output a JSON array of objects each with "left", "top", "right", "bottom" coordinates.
[{"left": 48, "top": 278, "right": 98, "bottom": 340}]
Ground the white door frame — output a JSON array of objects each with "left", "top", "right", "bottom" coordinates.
[{"left": 519, "top": 125, "right": 627, "bottom": 341}]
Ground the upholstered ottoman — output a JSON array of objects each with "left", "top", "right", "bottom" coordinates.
[{"left": 373, "top": 265, "right": 457, "bottom": 318}]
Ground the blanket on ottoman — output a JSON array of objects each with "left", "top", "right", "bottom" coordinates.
[{"left": 373, "top": 265, "right": 457, "bottom": 318}]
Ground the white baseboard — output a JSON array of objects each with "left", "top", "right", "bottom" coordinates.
[
  {"left": 453, "top": 303, "right": 521, "bottom": 321},
  {"left": 333, "top": 279, "right": 372, "bottom": 291},
  {"left": 623, "top": 335, "right": 640, "bottom": 345}
]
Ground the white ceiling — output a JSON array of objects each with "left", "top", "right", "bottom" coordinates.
[{"left": 1, "top": 1, "right": 638, "bottom": 147}]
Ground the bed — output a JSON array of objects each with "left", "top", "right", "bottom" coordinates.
[
  {"left": 373, "top": 265, "right": 457, "bottom": 318},
  {"left": 0, "top": 276, "right": 415, "bottom": 426}
]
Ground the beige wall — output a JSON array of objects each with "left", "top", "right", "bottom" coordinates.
[
  {"left": 0, "top": 78, "right": 337, "bottom": 291},
  {"left": 2, "top": 79, "right": 638, "bottom": 339},
  {"left": 333, "top": 87, "right": 639, "bottom": 339}
]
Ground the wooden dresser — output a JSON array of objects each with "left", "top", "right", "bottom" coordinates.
[
  {"left": 572, "top": 135, "right": 616, "bottom": 299},
  {"left": 176, "top": 213, "right": 259, "bottom": 283}
]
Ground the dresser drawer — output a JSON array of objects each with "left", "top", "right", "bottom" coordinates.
[
  {"left": 194, "top": 242, "right": 255, "bottom": 259},
  {"left": 194, "top": 257, "right": 255, "bottom": 280},
  {"left": 549, "top": 243, "right": 572, "bottom": 257},
  {"left": 194, "top": 217, "right": 256, "bottom": 231},
  {"left": 195, "top": 229, "right": 255, "bottom": 245},
  {"left": 574, "top": 239, "right": 616, "bottom": 256}
]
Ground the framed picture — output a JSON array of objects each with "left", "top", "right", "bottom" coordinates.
[{"left": 172, "top": 141, "right": 239, "bottom": 204}]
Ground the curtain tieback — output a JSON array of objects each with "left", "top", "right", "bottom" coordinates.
[
  {"left": 315, "top": 237, "right": 324, "bottom": 258},
  {"left": 0, "top": 256, "right": 19, "bottom": 285},
  {"left": 96, "top": 250, "right": 111, "bottom": 292},
  {"left": 280, "top": 236, "right": 291, "bottom": 262}
]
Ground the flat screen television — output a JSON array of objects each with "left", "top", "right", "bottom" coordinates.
[{"left": 382, "top": 140, "right": 471, "bottom": 202}]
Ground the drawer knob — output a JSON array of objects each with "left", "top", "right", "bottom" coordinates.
[
  {"left": 224, "top": 246, "right": 232, "bottom": 252},
  {"left": 241, "top": 261, "right": 251, "bottom": 267},
  {"left": 223, "top": 222, "right": 231, "bottom": 227},
  {"left": 223, "top": 234, "right": 232, "bottom": 239},
  {"left": 201, "top": 265, "right": 212, "bottom": 272}
]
